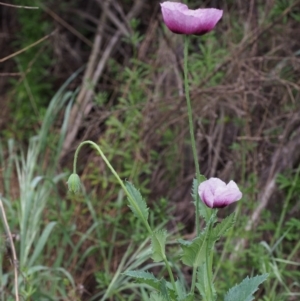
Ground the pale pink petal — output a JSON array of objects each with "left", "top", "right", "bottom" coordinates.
[
  {"left": 198, "top": 178, "right": 225, "bottom": 208},
  {"left": 204, "top": 177, "right": 226, "bottom": 194},
  {"left": 198, "top": 178, "right": 242, "bottom": 209},
  {"left": 201, "top": 186, "right": 214, "bottom": 208},
  {"left": 160, "top": 2, "right": 223, "bottom": 35},
  {"left": 160, "top": 3, "right": 190, "bottom": 34},
  {"left": 214, "top": 181, "right": 242, "bottom": 208}
]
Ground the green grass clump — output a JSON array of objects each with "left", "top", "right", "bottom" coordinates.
[{"left": 0, "top": 73, "right": 78, "bottom": 300}]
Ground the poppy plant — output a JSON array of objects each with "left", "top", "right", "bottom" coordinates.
[
  {"left": 160, "top": 1, "right": 223, "bottom": 35},
  {"left": 198, "top": 178, "right": 242, "bottom": 208}
]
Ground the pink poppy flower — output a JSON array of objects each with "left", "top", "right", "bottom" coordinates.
[
  {"left": 198, "top": 178, "right": 242, "bottom": 208},
  {"left": 160, "top": 2, "right": 223, "bottom": 35}
]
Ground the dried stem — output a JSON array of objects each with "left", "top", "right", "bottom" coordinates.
[
  {"left": 0, "top": 198, "right": 19, "bottom": 301},
  {"left": 0, "top": 31, "right": 55, "bottom": 63},
  {"left": 0, "top": 2, "right": 38, "bottom": 9}
]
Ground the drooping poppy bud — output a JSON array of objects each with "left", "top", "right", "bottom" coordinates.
[
  {"left": 198, "top": 178, "right": 242, "bottom": 208},
  {"left": 160, "top": 2, "right": 223, "bottom": 35},
  {"left": 67, "top": 173, "right": 81, "bottom": 193}
]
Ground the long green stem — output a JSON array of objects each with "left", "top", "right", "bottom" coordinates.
[
  {"left": 164, "top": 257, "right": 177, "bottom": 291},
  {"left": 73, "top": 140, "right": 177, "bottom": 293},
  {"left": 183, "top": 36, "right": 201, "bottom": 182},
  {"left": 206, "top": 243, "right": 214, "bottom": 301},
  {"left": 213, "top": 202, "right": 241, "bottom": 280},
  {"left": 184, "top": 35, "right": 201, "bottom": 235},
  {"left": 73, "top": 140, "right": 152, "bottom": 234},
  {"left": 184, "top": 35, "right": 206, "bottom": 298}
]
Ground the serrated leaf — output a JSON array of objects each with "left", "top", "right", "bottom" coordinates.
[
  {"left": 160, "top": 279, "right": 171, "bottom": 301},
  {"left": 179, "top": 212, "right": 217, "bottom": 267},
  {"left": 180, "top": 293, "right": 194, "bottom": 301},
  {"left": 196, "top": 263, "right": 209, "bottom": 299},
  {"left": 151, "top": 230, "right": 167, "bottom": 262},
  {"left": 179, "top": 233, "right": 207, "bottom": 267},
  {"left": 192, "top": 178, "right": 210, "bottom": 223},
  {"left": 199, "top": 211, "right": 230, "bottom": 254},
  {"left": 198, "top": 175, "right": 207, "bottom": 184},
  {"left": 224, "top": 274, "right": 269, "bottom": 301},
  {"left": 175, "top": 280, "right": 186, "bottom": 300},
  {"left": 196, "top": 263, "right": 217, "bottom": 301},
  {"left": 177, "top": 239, "right": 192, "bottom": 246},
  {"left": 211, "top": 213, "right": 235, "bottom": 241},
  {"left": 148, "top": 292, "right": 168, "bottom": 301},
  {"left": 175, "top": 280, "right": 193, "bottom": 301},
  {"left": 124, "top": 270, "right": 175, "bottom": 299},
  {"left": 125, "top": 181, "right": 149, "bottom": 222},
  {"left": 123, "top": 270, "right": 160, "bottom": 291}
]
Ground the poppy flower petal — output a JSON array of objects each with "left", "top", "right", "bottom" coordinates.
[
  {"left": 198, "top": 177, "right": 225, "bottom": 208},
  {"left": 160, "top": 2, "right": 223, "bottom": 35},
  {"left": 198, "top": 178, "right": 242, "bottom": 209}
]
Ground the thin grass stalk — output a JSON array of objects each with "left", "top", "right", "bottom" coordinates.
[
  {"left": 0, "top": 198, "right": 19, "bottom": 301},
  {"left": 269, "top": 235, "right": 300, "bottom": 297},
  {"left": 273, "top": 166, "right": 300, "bottom": 244},
  {"left": 83, "top": 192, "right": 110, "bottom": 273}
]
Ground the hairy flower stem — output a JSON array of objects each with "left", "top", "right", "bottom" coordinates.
[
  {"left": 206, "top": 228, "right": 214, "bottom": 301},
  {"left": 184, "top": 36, "right": 201, "bottom": 236},
  {"left": 73, "top": 140, "right": 177, "bottom": 293},
  {"left": 73, "top": 141, "right": 152, "bottom": 234},
  {"left": 184, "top": 37, "right": 214, "bottom": 301}
]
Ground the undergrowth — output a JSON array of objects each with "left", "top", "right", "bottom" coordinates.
[
  {"left": 0, "top": 0, "right": 299, "bottom": 300},
  {"left": 7, "top": 0, "right": 54, "bottom": 140}
]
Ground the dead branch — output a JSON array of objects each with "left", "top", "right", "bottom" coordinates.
[{"left": 60, "top": 0, "right": 145, "bottom": 159}]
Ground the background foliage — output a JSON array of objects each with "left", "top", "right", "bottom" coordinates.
[{"left": 0, "top": 0, "right": 299, "bottom": 300}]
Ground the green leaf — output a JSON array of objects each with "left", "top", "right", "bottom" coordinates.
[
  {"left": 147, "top": 292, "right": 167, "bottom": 301},
  {"left": 177, "top": 239, "right": 191, "bottom": 247},
  {"left": 194, "top": 211, "right": 230, "bottom": 256},
  {"left": 28, "top": 221, "right": 57, "bottom": 266},
  {"left": 192, "top": 178, "right": 210, "bottom": 223},
  {"left": 196, "top": 263, "right": 217, "bottom": 301},
  {"left": 175, "top": 279, "right": 193, "bottom": 301},
  {"left": 180, "top": 293, "right": 194, "bottom": 301},
  {"left": 124, "top": 270, "right": 175, "bottom": 299},
  {"left": 196, "top": 263, "right": 209, "bottom": 299},
  {"left": 175, "top": 280, "right": 186, "bottom": 300},
  {"left": 123, "top": 270, "right": 160, "bottom": 291},
  {"left": 179, "top": 211, "right": 217, "bottom": 267},
  {"left": 211, "top": 213, "right": 235, "bottom": 241},
  {"left": 179, "top": 232, "right": 207, "bottom": 267},
  {"left": 125, "top": 181, "right": 149, "bottom": 222},
  {"left": 160, "top": 279, "right": 171, "bottom": 301},
  {"left": 224, "top": 274, "right": 269, "bottom": 301},
  {"left": 151, "top": 230, "right": 167, "bottom": 262}
]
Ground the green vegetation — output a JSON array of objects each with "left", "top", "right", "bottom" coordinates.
[
  {"left": 7, "top": 0, "right": 54, "bottom": 140},
  {"left": 0, "top": 0, "right": 299, "bottom": 300}
]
